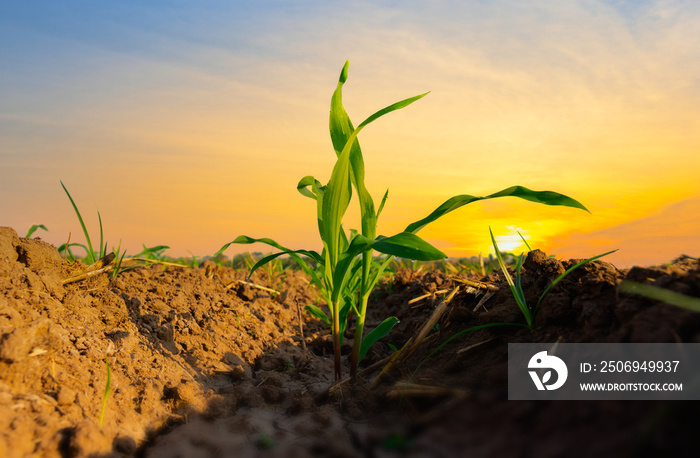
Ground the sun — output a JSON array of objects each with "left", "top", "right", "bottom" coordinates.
[{"left": 489, "top": 226, "right": 529, "bottom": 254}]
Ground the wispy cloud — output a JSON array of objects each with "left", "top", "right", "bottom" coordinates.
[{"left": 1, "top": 1, "right": 698, "bottom": 262}]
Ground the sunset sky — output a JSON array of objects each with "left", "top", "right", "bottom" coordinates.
[{"left": 1, "top": 1, "right": 699, "bottom": 268}]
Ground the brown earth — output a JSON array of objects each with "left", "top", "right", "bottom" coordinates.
[{"left": 1, "top": 225, "right": 699, "bottom": 457}]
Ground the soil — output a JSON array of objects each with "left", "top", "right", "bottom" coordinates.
[{"left": 1, "top": 225, "right": 699, "bottom": 457}]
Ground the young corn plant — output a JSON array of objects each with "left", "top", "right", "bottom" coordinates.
[
  {"left": 489, "top": 227, "right": 617, "bottom": 328},
  {"left": 219, "top": 60, "right": 589, "bottom": 381}
]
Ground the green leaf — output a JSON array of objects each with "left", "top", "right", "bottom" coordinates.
[
  {"left": 376, "top": 189, "right": 389, "bottom": 220},
  {"left": 61, "top": 181, "right": 97, "bottom": 263},
  {"left": 218, "top": 235, "right": 326, "bottom": 295},
  {"left": 322, "top": 130, "right": 353, "bottom": 268},
  {"left": 25, "top": 224, "right": 48, "bottom": 238},
  {"left": 330, "top": 60, "right": 377, "bottom": 241},
  {"left": 517, "top": 231, "right": 532, "bottom": 251},
  {"left": 488, "top": 186, "right": 589, "bottom": 211},
  {"left": 297, "top": 176, "right": 324, "bottom": 200},
  {"left": 99, "top": 356, "right": 111, "bottom": 427},
  {"left": 515, "top": 253, "right": 524, "bottom": 297},
  {"left": 534, "top": 249, "right": 618, "bottom": 313},
  {"left": 373, "top": 232, "right": 446, "bottom": 261},
  {"left": 298, "top": 176, "right": 328, "bottom": 239},
  {"left": 331, "top": 234, "right": 374, "bottom": 302},
  {"left": 305, "top": 305, "right": 331, "bottom": 325},
  {"left": 490, "top": 227, "right": 532, "bottom": 327},
  {"left": 619, "top": 281, "right": 700, "bottom": 313},
  {"left": 328, "top": 60, "right": 429, "bottom": 249},
  {"left": 98, "top": 211, "right": 106, "bottom": 258},
  {"left": 359, "top": 316, "right": 399, "bottom": 363},
  {"left": 136, "top": 245, "right": 170, "bottom": 259},
  {"left": 406, "top": 186, "right": 589, "bottom": 234},
  {"left": 356, "top": 93, "right": 429, "bottom": 130},
  {"left": 365, "top": 255, "right": 395, "bottom": 296},
  {"left": 218, "top": 236, "right": 322, "bottom": 264}
]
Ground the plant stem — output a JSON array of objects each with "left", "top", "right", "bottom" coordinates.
[
  {"left": 332, "top": 300, "right": 342, "bottom": 381},
  {"left": 350, "top": 293, "right": 370, "bottom": 378},
  {"left": 350, "top": 252, "right": 373, "bottom": 378}
]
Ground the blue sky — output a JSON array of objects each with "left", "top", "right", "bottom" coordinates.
[{"left": 2, "top": 1, "right": 699, "bottom": 266}]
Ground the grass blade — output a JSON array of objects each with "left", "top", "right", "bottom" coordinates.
[
  {"left": 619, "top": 281, "right": 700, "bottom": 313},
  {"left": 517, "top": 231, "right": 532, "bottom": 251},
  {"left": 359, "top": 316, "right": 399, "bottom": 363},
  {"left": 99, "top": 356, "right": 111, "bottom": 427},
  {"left": 534, "top": 249, "right": 618, "bottom": 313},
  {"left": 60, "top": 181, "right": 97, "bottom": 263},
  {"left": 98, "top": 211, "right": 106, "bottom": 258},
  {"left": 490, "top": 227, "right": 532, "bottom": 327},
  {"left": 110, "top": 240, "right": 127, "bottom": 278},
  {"left": 515, "top": 253, "right": 524, "bottom": 295},
  {"left": 376, "top": 189, "right": 389, "bottom": 220}
]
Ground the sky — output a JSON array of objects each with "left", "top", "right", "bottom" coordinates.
[{"left": 1, "top": 0, "right": 699, "bottom": 268}]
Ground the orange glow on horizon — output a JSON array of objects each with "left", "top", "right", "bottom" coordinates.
[{"left": 2, "top": 2, "right": 699, "bottom": 268}]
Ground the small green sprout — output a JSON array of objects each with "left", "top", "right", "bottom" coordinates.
[
  {"left": 99, "top": 356, "right": 111, "bottom": 427},
  {"left": 135, "top": 244, "right": 170, "bottom": 261},
  {"left": 59, "top": 182, "right": 135, "bottom": 279},
  {"left": 187, "top": 251, "right": 199, "bottom": 268},
  {"left": 110, "top": 241, "right": 128, "bottom": 279},
  {"left": 489, "top": 227, "right": 617, "bottom": 328},
  {"left": 60, "top": 181, "right": 107, "bottom": 264},
  {"left": 25, "top": 224, "right": 48, "bottom": 238}
]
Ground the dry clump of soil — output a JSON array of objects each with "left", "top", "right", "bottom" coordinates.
[{"left": 0, "top": 225, "right": 699, "bottom": 457}]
